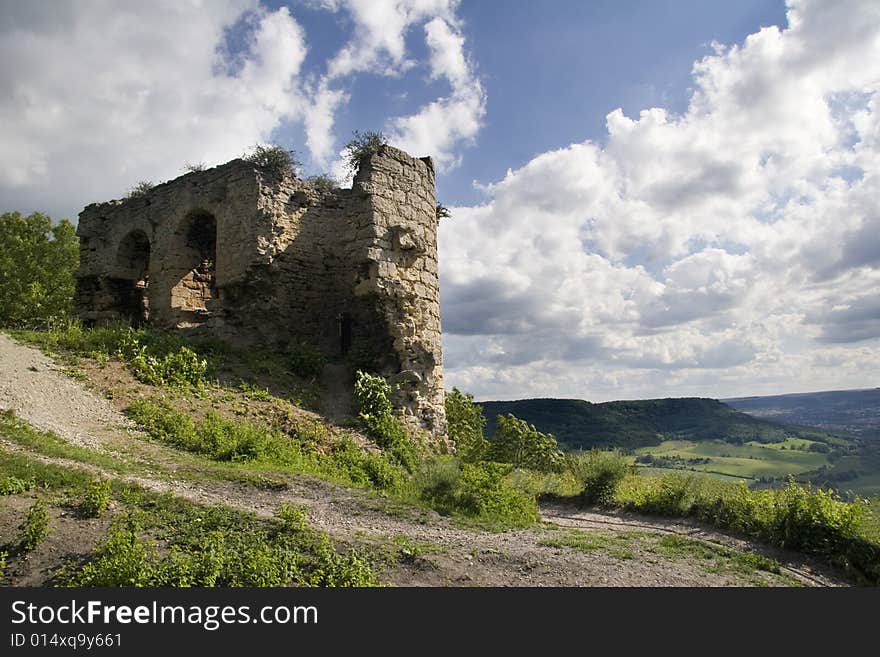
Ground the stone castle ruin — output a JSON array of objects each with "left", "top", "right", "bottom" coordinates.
[{"left": 74, "top": 146, "right": 446, "bottom": 437}]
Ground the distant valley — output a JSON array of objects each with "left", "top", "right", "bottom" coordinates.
[
  {"left": 724, "top": 388, "right": 880, "bottom": 440},
  {"left": 479, "top": 392, "right": 880, "bottom": 496}
]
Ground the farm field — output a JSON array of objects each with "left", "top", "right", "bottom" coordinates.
[{"left": 633, "top": 437, "right": 832, "bottom": 481}]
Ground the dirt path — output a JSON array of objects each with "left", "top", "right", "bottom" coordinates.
[{"left": 0, "top": 333, "right": 850, "bottom": 587}]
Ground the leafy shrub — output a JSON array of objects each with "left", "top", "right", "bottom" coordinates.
[
  {"left": 18, "top": 498, "right": 50, "bottom": 552},
  {"left": 329, "top": 439, "right": 405, "bottom": 491},
  {"left": 614, "top": 472, "right": 880, "bottom": 584},
  {"left": 59, "top": 511, "right": 375, "bottom": 588},
  {"left": 0, "top": 550, "right": 7, "bottom": 579},
  {"left": 287, "top": 341, "right": 325, "bottom": 379},
  {"left": 275, "top": 503, "right": 308, "bottom": 534},
  {"left": 344, "top": 130, "right": 387, "bottom": 173},
  {"left": 487, "top": 414, "right": 565, "bottom": 473},
  {"left": 183, "top": 161, "right": 207, "bottom": 173},
  {"left": 0, "top": 211, "right": 78, "bottom": 329},
  {"left": 445, "top": 388, "right": 489, "bottom": 463},
  {"left": 569, "top": 449, "right": 631, "bottom": 505},
  {"left": 436, "top": 203, "right": 451, "bottom": 220},
  {"left": 0, "top": 475, "right": 35, "bottom": 495},
  {"left": 80, "top": 479, "right": 112, "bottom": 518},
  {"left": 62, "top": 518, "right": 153, "bottom": 586},
  {"left": 243, "top": 144, "right": 300, "bottom": 177},
  {"left": 127, "top": 181, "right": 155, "bottom": 198},
  {"left": 128, "top": 344, "right": 209, "bottom": 388},
  {"left": 353, "top": 371, "right": 418, "bottom": 470},
  {"left": 306, "top": 174, "right": 338, "bottom": 190},
  {"left": 416, "top": 457, "right": 539, "bottom": 529}
]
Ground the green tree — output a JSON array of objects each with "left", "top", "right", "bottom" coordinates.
[
  {"left": 0, "top": 211, "right": 79, "bottom": 328},
  {"left": 436, "top": 203, "right": 451, "bottom": 221},
  {"left": 488, "top": 413, "right": 565, "bottom": 472},
  {"left": 445, "top": 388, "right": 489, "bottom": 462}
]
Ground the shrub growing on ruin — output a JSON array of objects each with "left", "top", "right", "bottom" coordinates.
[
  {"left": 344, "top": 130, "right": 387, "bottom": 173},
  {"left": 353, "top": 371, "right": 418, "bottom": 470},
  {"left": 243, "top": 144, "right": 301, "bottom": 177},
  {"left": 126, "top": 181, "right": 155, "bottom": 198}
]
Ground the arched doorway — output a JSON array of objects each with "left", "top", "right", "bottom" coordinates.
[
  {"left": 112, "top": 229, "right": 151, "bottom": 326},
  {"left": 170, "top": 209, "right": 217, "bottom": 325}
]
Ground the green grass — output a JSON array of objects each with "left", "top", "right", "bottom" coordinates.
[
  {"left": 54, "top": 488, "right": 376, "bottom": 587},
  {"left": 634, "top": 438, "right": 831, "bottom": 480},
  {"left": 0, "top": 409, "right": 135, "bottom": 475},
  {"left": 540, "top": 529, "right": 643, "bottom": 560},
  {"left": 612, "top": 472, "right": 880, "bottom": 584},
  {"left": 540, "top": 528, "right": 796, "bottom": 585},
  {"left": 0, "top": 448, "right": 376, "bottom": 587},
  {"left": 126, "top": 397, "right": 408, "bottom": 493}
]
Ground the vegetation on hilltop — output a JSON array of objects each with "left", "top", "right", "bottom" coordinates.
[{"left": 480, "top": 397, "right": 841, "bottom": 450}]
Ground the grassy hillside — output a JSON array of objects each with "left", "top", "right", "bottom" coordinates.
[{"left": 479, "top": 397, "right": 832, "bottom": 450}]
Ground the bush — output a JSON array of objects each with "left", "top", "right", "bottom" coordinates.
[
  {"left": 0, "top": 211, "right": 78, "bottom": 329},
  {"left": 287, "top": 341, "right": 325, "bottom": 379},
  {"left": 344, "top": 130, "right": 387, "bottom": 173},
  {"left": 127, "top": 343, "right": 209, "bottom": 388},
  {"left": 487, "top": 414, "right": 565, "bottom": 473},
  {"left": 569, "top": 449, "right": 631, "bottom": 505},
  {"left": 0, "top": 550, "right": 6, "bottom": 579},
  {"left": 614, "top": 472, "right": 880, "bottom": 584},
  {"left": 127, "top": 181, "right": 155, "bottom": 198},
  {"left": 18, "top": 498, "right": 50, "bottom": 552},
  {"left": 305, "top": 174, "right": 338, "bottom": 190},
  {"left": 445, "top": 388, "right": 489, "bottom": 463},
  {"left": 275, "top": 503, "right": 308, "bottom": 534},
  {"left": 353, "top": 371, "right": 418, "bottom": 470},
  {"left": 243, "top": 144, "right": 300, "bottom": 177},
  {"left": 81, "top": 479, "right": 112, "bottom": 518},
  {"left": 0, "top": 475, "right": 35, "bottom": 495},
  {"left": 415, "top": 457, "right": 539, "bottom": 529}
]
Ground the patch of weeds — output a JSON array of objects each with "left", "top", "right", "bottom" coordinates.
[
  {"left": 238, "top": 380, "right": 272, "bottom": 401},
  {"left": 0, "top": 450, "right": 94, "bottom": 493},
  {"left": 0, "top": 550, "right": 7, "bottom": 579},
  {"left": 18, "top": 498, "right": 50, "bottom": 552},
  {"left": 56, "top": 493, "right": 377, "bottom": 587},
  {"left": 0, "top": 475, "right": 35, "bottom": 495},
  {"left": 286, "top": 341, "right": 325, "bottom": 380},
  {"left": 539, "top": 530, "right": 640, "bottom": 560},
  {"left": 646, "top": 534, "right": 794, "bottom": 585},
  {"left": 80, "top": 479, "right": 112, "bottom": 518}
]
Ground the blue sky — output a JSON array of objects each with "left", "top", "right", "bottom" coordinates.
[{"left": 1, "top": 0, "right": 878, "bottom": 402}]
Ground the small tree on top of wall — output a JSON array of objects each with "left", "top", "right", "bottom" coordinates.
[
  {"left": 344, "top": 130, "right": 387, "bottom": 174},
  {"left": 243, "top": 144, "right": 301, "bottom": 177}
]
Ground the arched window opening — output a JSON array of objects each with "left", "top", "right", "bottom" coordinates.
[
  {"left": 170, "top": 209, "right": 217, "bottom": 323},
  {"left": 112, "top": 229, "right": 151, "bottom": 326}
]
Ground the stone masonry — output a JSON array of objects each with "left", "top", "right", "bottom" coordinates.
[{"left": 75, "top": 146, "right": 446, "bottom": 438}]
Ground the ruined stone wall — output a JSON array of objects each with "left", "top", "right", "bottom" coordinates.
[{"left": 75, "top": 147, "right": 446, "bottom": 438}]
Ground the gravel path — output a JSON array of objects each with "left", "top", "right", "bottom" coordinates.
[
  {"left": 0, "top": 333, "right": 123, "bottom": 450},
  {"left": 0, "top": 333, "right": 850, "bottom": 587}
]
